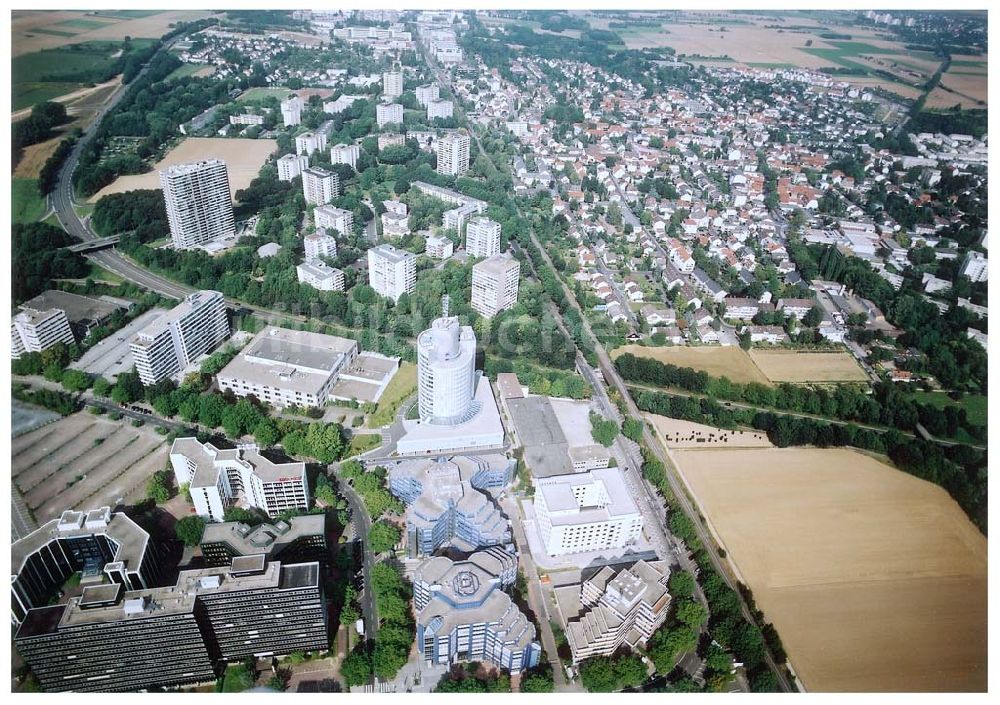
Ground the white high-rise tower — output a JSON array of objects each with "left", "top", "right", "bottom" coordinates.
[
  {"left": 160, "top": 159, "right": 235, "bottom": 250},
  {"left": 416, "top": 299, "right": 478, "bottom": 425}
]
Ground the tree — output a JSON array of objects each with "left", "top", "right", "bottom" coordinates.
[
  {"left": 60, "top": 369, "right": 91, "bottom": 392},
  {"left": 111, "top": 370, "right": 144, "bottom": 405},
  {"left": 369, "top": 521, "right": 401, "bottom": 554},
  {"left": 802, "top": 306, "right": 823, "bottom": 328},
  {"left": 91, "top": 376, "right": 112, "bottom": 398},
  {"left": 146, "top": 470, "right": 173, "bottom": 504},
  {"left": 175, "top": 515, "right": 206, "bottom": 546},
  {"left": 253, "top": 418, "right": 279, "bottom": 448},
  {"left": 340, "top": 647, "right": 373, "bottom": 687},
  {"left": 589, "top": 411, "right": 619, "bottom": 446},
  {"left": 675, "top": 599, "right": 709, "bottom": 629},
  {"left": 520, "top": 664, "right": 555, "bottom": 692},
  {"left": 668, "top": 571, "right": 696, "bottom": 599}
]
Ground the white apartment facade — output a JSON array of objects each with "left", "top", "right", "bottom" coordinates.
[
  {"left": 11, "top": 308, "right": 75, "bottom": 359},
  {"left": 276, "top": 153, "right": 309, "bottom": 182},
  {"left": 129, "top": 291, "right": 229, "bottom": 385},
  {"left": 295, "top": 131, "right": 328, "bottom": 156},
  {"left": 313, "top": 205, "right": 353, "bottom": 234},
  {"left": 382, "top": 70, "right": 403, "bottom": 98},
  {"left": 960, "top": 251, "right": 988, "bottom": 282},
  {"left": 329, "top": 143, "right": 360, "bottom": 169},
  {"left": 465, "top": 217, "right": 501, "bottom": 258},
  {"left": 160, "top": 160, "right": 235, "bottom": 249},
  {"left": 230, "top": 113, "right": 264, "bottom": 126},
  {"left": 427, "top": 99, "right": 454, "bottom": 121},
  {"left": 425, "top": 234, "right": 454, "bottom": 260},
  {"left": 302, "top": 167, "right": 340, "bottom": 206},
  {"left": 471, "top": 254, "right": 520, "bottom": 318},
  {"left": 415, "top": 83, "right": 440, "bottom": 106},
  {"left": 368, "top": 244, "right": 417, "bottom": 302},
  {"left": 304, "top": 232, "right": 338, "bottom": 263},
  {"left": 376, "top": 103, "right": 404, "bottom": 128},
  {"left": 436, "top": 133, "right": 471, "bottom": 176},
  {"left": 296, "top": 261, "right": 346, "bottom": 291},
  {"left": 281, "top": 95, "right": 303, "bottom": 126}
]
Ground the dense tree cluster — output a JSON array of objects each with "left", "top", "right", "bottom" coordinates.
[
  {"left": 578, "top": 650, "right": 647, "bottom": 692},
  {"left": 13, "top": 223, "right": 89, "bottom": 304},
  {"left": 434, "top": 664, "right": 511, "bottom": 693},
  {"left": 91, "top": 190, "right": 169, "bottom": 241},
  {"left": 589, "top": 411, "right": 619, "bottom": 446},
  {"left": 13, "top": 102, "right": 69, "bottom": 167},
  {"left": 369, "top": 563, "right": 414, "bottom": 679},
  {"left": 339, "top": 461, "right": 404, "bottom": 519}
]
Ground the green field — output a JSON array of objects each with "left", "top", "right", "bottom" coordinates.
[
  {"left": 369, "top": 362, "right": 417, "bottom": 427},
  {"left": 238, "top": 87, "right": 292, "bottom": 103},
  {"left": 949, "top": 60, "right": 986, "bottom": 68},
  {"left": 911, "top": 391, "right": 987, "bottom": 428},
  {"left": 747, "top": 62, "right": 797, "bottom": 68},
  {"left": 55, "top": 18, "right": 113, "bottom": 30},
  {"left": 30, "top": 28, "right": 78, "bottom": 38},
  {"left": 12, "top": 179, "right": 46, "bottom": 224},
  {"left": 347, "top": 433, "right": 381, "bottom": 457},
  {"left": 12, "top": 41, "right": 129, "bottom": 110},
  {"left": 165, "top": 63, "right": 208, "bottom": 81},
  {"left": 93, "top": 10, "right": 164, "bottom": 20}
]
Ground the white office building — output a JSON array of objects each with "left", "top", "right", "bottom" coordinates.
[
  {"left": 329, "top": 143, "right": 360, "bottom": 169},
  {"left": 426, "top": 99, "right": 454, "bottom": 121},
  {"left": 303, "top": 232, "right": 338, "bottom": 263},
  {"left": 417, "top": 314, "right": 477, "bottom": 425},
  {"left": 295, "top": 131, "right": 328, "bottom": 156},
  {"left": 302, "top": 167, "right": 340, "bottom": 206},
  {"left": 160, "top": 160, "right": 235, "bottom": 250},
  {"left": 465, "top": 217, "right": 502, "bottom": 257},
  {"left": 129, "top": 291, "right": 229, "bottom": 386},
  {"left": 533, "top": 468, "right": 643, "bottom": 556},
  {"left": 276, "top": 153, "right": 309, "bottom": 182},
  {"left": 216, "top": 326, "right": 357, "bottom": 409},
  {"left": 229, "top": 113, "right": 264, "bottom": 126},
  {"left": 436, "top": 133, "right": 471, "bottom": 176},
  {"left": 11, "top": 308, "right": 75, "bottom": 359},
  {"left": 382, "top": 70, "right": 403, "bottom": 98},
  {"left": 960, "top": 251, "right": 988, "bottom": 282},
  {"left": 170, "top": 438, "right": 309, "bottom": 521},
  {"left": 376, "top": 102, "right": 404, "bottom": 128},
  {"left": 415, "top": 83, "right": 440, "bottom": 107},
  {"left": 472, "top": 254, "right": 520, "bottom": 318},
  {"left": 368, "top": 244, "right": 417, "bottom": 302},
  {"left": 425, "top": 234, "right": 454, "bottom": 260},
  {"left": 280, "top": 95, "right": 303, "bottom": 126},
  {"left": 313, "top": 205, "right": 353, "bottom": 235},
  {"left": 296, "top": 261, "right": 345, "bottom": 292}
]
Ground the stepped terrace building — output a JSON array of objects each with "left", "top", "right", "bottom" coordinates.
[
  {"left": 199, "top": 514, "right": 328, "bottom": 568},
  {"left": 566, "top": 560, "right": 671, "bottom": 663},
  {"left": 387, "top": 455, "right": 514, "bottom": 558},
  {"left": 413, "top": 548, "right": 540, "bottom": 674}
]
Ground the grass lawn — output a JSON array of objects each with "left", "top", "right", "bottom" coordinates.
[
  {"left": 238, "top": 86, "right": 292, "bottom": 103},
  {"left": 55, "top": 18, "right": 114, "bottom": 30},
  {"left": 93, "top": 10, "right": 164, "bottom": 19},
  {"left": 347, "top": 433, "right": 381, "bottom": 457},
  {"left": 369, "top": 362, "right": 417, "bottom": 427},
  {"left": 82, "top": 262, "right": 126, "bottom": 284},
  {"left": 910, "top": 391, "right": 987, "bottom": 428},
  {"left": 12, "top": 81, "right": 83, "bottom": 111},
  {"left": 165, "top": 63, "right": 208, "bottom": 81},
  {"left": 12, "top": 179, "right": 47, "bottom": 223},
  {"left": 220, "top": 664, "right": 255, "bottom": 693},
  {"left": 950, "top": 60, "right": 987, "bottom": 68},
  {"left": 12, "top": 40, "right": 129, "bottom": 110}
]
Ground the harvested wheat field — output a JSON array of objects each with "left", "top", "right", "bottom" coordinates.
[
  {"left": 672, "top": 446, "right": 986, "bottom": 692},
  {"left": 748, "top": 349, "right": 867, "bottom": 384},
  {"left": 645, "top": 413, "right": 772, "bottom": 449},
  {"left": 612, "top": 344, "right": 772, "bottom": 385},
  {"left": 88, "top": 137, "right": 278, "bottom": 203}
]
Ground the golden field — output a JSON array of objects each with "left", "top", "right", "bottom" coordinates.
[{"left": 748, "top": 349, "right": 868, "bottom": 383}]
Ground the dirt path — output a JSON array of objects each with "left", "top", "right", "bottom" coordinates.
[{"left": 11, "top": 76, "right": 121, "bottom": 122}]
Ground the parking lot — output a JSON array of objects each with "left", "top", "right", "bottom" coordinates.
[
  {"left": 70, "top": 308, "right": 170, "bottom": 380},
  {"left": 12, "top": 412, "right": 168, "bottom": 523}
]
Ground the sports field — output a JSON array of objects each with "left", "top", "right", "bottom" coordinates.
[
  {"left": 88, "top": 137, "right": 279, "bottom": 203},
  {"left": 672, "top": 446, "right": 987, "bottom": 692},
  {"left": 612, "top": 344, "right": 772, "bottom": 385},
  {"left": 748, "top": 349, "right": 868, "bottom": 383}
]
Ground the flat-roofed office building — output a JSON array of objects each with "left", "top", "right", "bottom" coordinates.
[
  {"left": 170, "top": 438, "right": 309, "bottom": 521},
  {"left": 160, "top": 159, "right": 235, "bottom": 250},
  {"left": 216, "top": 326, "right": 358, "bottom": 409},
  {"left": 10, "top": 507, "right": 160, "bottom": 625},
  {"left": 200, "top": 515, "right": 327, "bottom": 568},
  {"left": 129, "top": 290, "right": 229, "bottom": 386}
]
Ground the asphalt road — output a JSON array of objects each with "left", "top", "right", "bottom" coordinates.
[{"left": 332, "top": 465, "right": 379, "bottom": 654}]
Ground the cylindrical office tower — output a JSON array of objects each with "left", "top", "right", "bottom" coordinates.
[{"left": 417, "top": 315, "right": 477, "bottom": 425}]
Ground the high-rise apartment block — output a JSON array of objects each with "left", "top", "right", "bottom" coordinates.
[
  {"left": 368, "top": 244, "right": 417, "bottom": 302},
  {"left": 436, "top": 133, "right": 471, "bottom": 176},
  {"left": 304, "top": 231, "right": 338, "bottom": 263},
  {"left": 296, "top": 261, "right": 346, "bottom": 292},
  {"left": 533, "top": 467, "right": 644, "bottom": 556},
  {"left": 566, "top": 561, "right": 671, "bottom": 663},
  {"left": 330, "top": 142, "right": 360, "bottom": 169},
  {"left": 302, "top": 167, "right": 340, "bottom": 205},
  {"left": 129, "top": 290, "right": 229, "bottom": 386},
  {"left": 960, "top": 251, "right": 988, "bottom": 282},
  {"left": 427, "top": 99, "right": 454, "bottom": 121},
  {"left": 11, "top": 308, "right": 74, "bottom": 359},
  {"left": 160, "top": 160, "right": 235, "bottom": 250},
  {"left": 313, "top": 204, "right": 353, "bottom": 234},
  {"left": 376, "top": 102, "right": 404, "bottom": 128},
  {"left": 380, "top": 200, "right": 410, "bottom": 239},
  {"left": 295, "top": 130, "right": 328, "bottom": 156},
  {"left": 472, "top": 254, "right": 520, "bottom": 318},
  {"left": 425, "top": 233, "right": 454, "bottom": 260},
  {"left": 382, "top": 70, "right": 404, "bottom": 98},
  {"left": 281, "top": 95, "right": 303, "bottom": 126},
  {"left": 277, "top": 153, "right": 309, "bottom": 182},
  {"left": 170, "top": 438, "right": 309, "bottom": 521},
  {"left": 415, "top": 83, "right": 440, "bottom": 106},
  {"left": 465, "top": 216, "right": 502, "bottom": 257}
]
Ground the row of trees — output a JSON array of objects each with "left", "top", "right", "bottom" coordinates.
[
  {"left": 13, "top": 102, "right": 69, "bottom": 167},
  {"left": 339, "top": 461, "right": 403, "bottom": 520}
]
